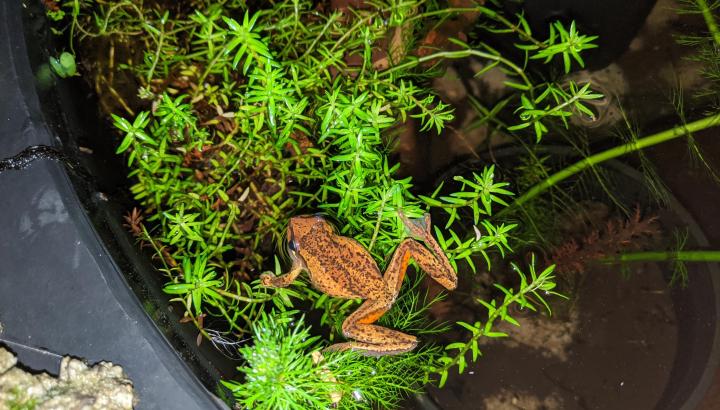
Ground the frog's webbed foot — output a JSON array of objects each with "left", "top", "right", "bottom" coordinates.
[
  {"left": 395, "top": 211, "right": 457, "bottom": 291},
  {"left": 398, "top": 211, "right": 433, "bottom": 243},
  {"left": 327, "top": 299, "right": 418, "bottom": 356}
]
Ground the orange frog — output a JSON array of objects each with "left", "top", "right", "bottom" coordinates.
[{"left": 260, "top": 212, "right": 457, "bottom": 356}]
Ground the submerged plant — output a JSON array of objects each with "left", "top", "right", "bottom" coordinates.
[
  {"left": 433, "top": 255, "right": 563, "bottom": 386},
  {"left": 222, "top": 310, "right": 440, "bottom": 410},
  {"left": 505, "top": 0, "right": 720, "bottom": 288}
]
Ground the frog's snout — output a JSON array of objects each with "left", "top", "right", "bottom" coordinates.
[{"left": 443, "top": 274, "right": 458, "bottom": 291}]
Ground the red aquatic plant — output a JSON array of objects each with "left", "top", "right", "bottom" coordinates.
[{"left": 549, "top": 207, "right": 660, "bottom": 275}]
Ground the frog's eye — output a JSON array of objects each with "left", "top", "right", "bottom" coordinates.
[{"left": 288, "top": 238, "right": 299, "bottom": 253}]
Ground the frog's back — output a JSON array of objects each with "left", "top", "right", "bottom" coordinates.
[{"left": 301, "top": 234, "right": 387, "bottom": 300}]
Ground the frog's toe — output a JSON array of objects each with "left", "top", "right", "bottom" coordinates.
[
  {"left": 423, "top": 212, "right": 432, "bottom": 231},
  {"left": 323, "top": 342, "right": 354, "bottom": 353},
  {"left": 259, "top": 273, "right": 275, "bottom": 287}
]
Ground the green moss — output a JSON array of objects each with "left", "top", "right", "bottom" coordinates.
[{"left": 5, "top": 388, "right": 38, "bottom": 410}]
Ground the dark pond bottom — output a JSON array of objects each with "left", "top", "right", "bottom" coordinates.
[
  {"left": 426, "top": 262, "right": 678, "bottom": 409},
  {"left": 407, "top": 134, "right": 720, "bottom": 410}
]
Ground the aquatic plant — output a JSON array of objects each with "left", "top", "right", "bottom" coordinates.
[{"left": 515, "top": 0, "right": 720, "bottom": 288}]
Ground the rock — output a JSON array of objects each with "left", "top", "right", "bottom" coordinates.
[
  {"left": 0, "top": 349, "right": 16, "bottom": 374},
  {"left": 0, "top": 345, "right": 137, "bottom": 410}
]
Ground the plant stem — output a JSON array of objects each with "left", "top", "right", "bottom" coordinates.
[
  {"left": 697, "top": 0, "right": 720, "bottom": 46},
  {"left": 380, "top": 49, "right": 532, "bottom": 91},
  {"left": 367, "top": 191, "right": 389, "bottom": 253},
  {"left": 146, "top": 26, "right": 165, "bottom": 82},
  {"left": 299, "top": 12, "right": 341, "bottom": 60},
  {"left": 214, "top": 287, "right": 273, "bottom": 303},
  {"left": 180, "top": 297, "right": 211, "bottom": 340},
  {"left": 408, "top": 7, "right": 542, "bottom": 47},
  {"left": 198, "top": 43, "right": 230, "bottom": 85},
  {"left": 328, "top": 11, "right": 379, "bottom": 54},
  {"left": 505, "top": 112, "right": 720, "bottom": 212},
  {"left": 600, "top": 250, "right": 720, "bottom": 263}
]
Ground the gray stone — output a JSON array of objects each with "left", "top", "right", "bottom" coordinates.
[{"left": 0, "top": 346, "right": 137, "bottom": 410}]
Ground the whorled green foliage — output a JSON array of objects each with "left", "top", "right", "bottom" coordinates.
[
  {"left": 434, "top": 255, "right": 563, "bottom": 386},
  {"left": 221, "top": 310, "right": 441, "bottom": 410},
  {"left": 66, "top": 0, "right": 603, "bottom": 270},
  {"left": 54, "top": 0, "right": 605, "bottom": 407}
]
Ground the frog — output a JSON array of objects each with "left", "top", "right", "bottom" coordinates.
[{"left": 260, "top": 212, "right": 457, "bottom": 356}]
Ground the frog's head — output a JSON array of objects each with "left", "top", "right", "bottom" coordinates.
[{"left": 287, "top": 214, "right": 331, "bottom": 254}]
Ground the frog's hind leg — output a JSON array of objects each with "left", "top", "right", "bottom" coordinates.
[
  {"left": 385, "top": 239, "right": 457, "bottom": 294},
  {"left": 327, "top": 299, "right": 418, "bottom": 356},
  {"left": 399, "top": 212, "right": 449, "bottom": 261}
]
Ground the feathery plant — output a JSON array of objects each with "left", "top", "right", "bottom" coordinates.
[
  {"left": 221, "top": 310, "right": 442, "bottom": 410},
  {"left": 51, "top": 0, "right": 603, "bottom": 407}
]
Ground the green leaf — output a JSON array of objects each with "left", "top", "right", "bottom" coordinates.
[
  {"left": 457, "top": 321, "right": 479, "bottom": 333},
  {"left": 439, "top": 370, "right": 448, "bottom": 387},
  {"left": 49, "top": 52, "right": 77, "bottom": 78},
  {"left": 445, "top": 342, "right": 466, "bottom": 351},
  {"left": 503, "top": 80, "right": 531, "bottom": 91},
  {"left": 163, "top": 283, "right": 193, "bottom": 294}
]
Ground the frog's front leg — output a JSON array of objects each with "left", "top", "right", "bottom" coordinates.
[
  {"left": 260, "top": 266, "right": 303, "bottom": 288},
  {"left": 327, "top": 298, "right": 418, "bottom": 356}
]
